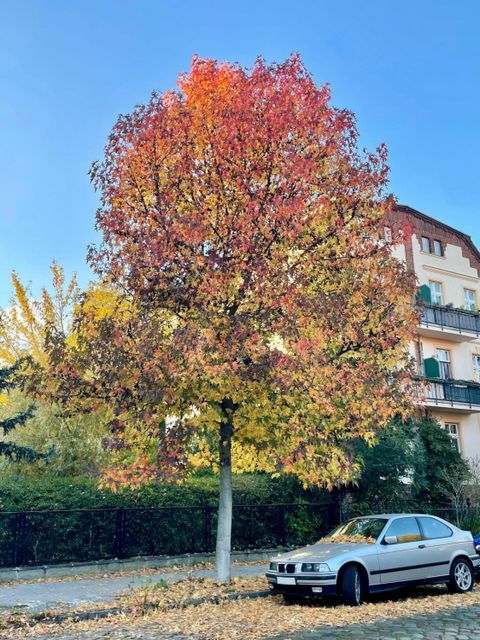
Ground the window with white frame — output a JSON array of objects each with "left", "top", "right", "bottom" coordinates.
[
  {"left": 437, "top": 349, "right": 451, "bottom": 379},
  {"left": 464, "top": 289, "right": 476, "bottom": 311},
  {"left": 421, "top": 237, "right": 431, "bottom": 253},
  {"left": 473, "top": 355, "right": 480, "bottom": 383},
  {"left": 444, "top": 423, "right": 461, "bottom": 452},
  {"left": 429, "top": 281, "right": 443, "bottom": 306},
  {"left": 383, "top": 226, "right": 393, "bottom": 243},
  {"left": 433, "top": 240, "right": 443, "bottom": 256}
]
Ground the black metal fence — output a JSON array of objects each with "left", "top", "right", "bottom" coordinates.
[{"left": 0, "top": 502, "right": 340, "bottom": 568}]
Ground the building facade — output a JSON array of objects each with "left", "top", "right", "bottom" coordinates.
[{"left": 388, "top": 205, "right": 480, "bottom": 460}]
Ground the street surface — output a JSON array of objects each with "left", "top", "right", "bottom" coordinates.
[{"left": 18, "top": 602, "right": 480, "bottom": 639}]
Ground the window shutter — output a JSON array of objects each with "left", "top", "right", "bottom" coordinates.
[
  {"left": 424, "top": 357, "right": 440, "bottom": 378},
  {"left": 416, "top": 284, "right": 432, "bottom": 305}
]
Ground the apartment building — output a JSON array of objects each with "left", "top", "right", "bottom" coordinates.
[{"left": 387, "top": 205, "right": 480, "bottom": 460}]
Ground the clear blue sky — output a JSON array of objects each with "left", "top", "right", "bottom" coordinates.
[{"left": 1, "top": 0, "right": 479, "bottom": 306}]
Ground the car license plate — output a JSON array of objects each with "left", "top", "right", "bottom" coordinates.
[{"left": 277, "top": 576, "right": 296, "bottom": 585}]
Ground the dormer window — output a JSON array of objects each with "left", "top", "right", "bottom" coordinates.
[
  {"left": 433, "top": 240, "right": 443, "bottom": 256},
  {"left": 421, "top": 237, "right": 431, "bottom": 253}
]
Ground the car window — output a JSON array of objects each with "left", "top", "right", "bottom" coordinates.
[
  {"left": 384, "top": 517, "right": 422, "bottom": 543},
  {"left": 325, "top": 518, "right": 387, "bottom": 542},
  {"left": 418, "top": 517, "right": 453, "bottom": 540}
]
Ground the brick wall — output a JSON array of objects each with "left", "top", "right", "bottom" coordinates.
[{"left": 388, "top": 204, "right": 480, "bottom": 277}]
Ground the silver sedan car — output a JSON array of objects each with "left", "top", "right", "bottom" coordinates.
[{"left": 266, "top": 513, "right": 480, "bottom": 606}]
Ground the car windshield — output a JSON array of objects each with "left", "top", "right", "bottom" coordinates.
[{"left": 320, "top": 518, "right": 388, "bottom": 544}]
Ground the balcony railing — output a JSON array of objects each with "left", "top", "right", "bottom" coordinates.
[
  {"left": 424, "top": 378, "right": 480, "bottom": 409},
  {"left": 420, "top": 304, "right": 480, "bottom": 337}
]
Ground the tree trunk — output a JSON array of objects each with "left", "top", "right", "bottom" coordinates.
[{"left": 216, "top": 407, "right": 233, "bottom": 583}]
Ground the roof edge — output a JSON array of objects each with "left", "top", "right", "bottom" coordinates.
[{"left": 395, "top": 204, "right": 480, "bottom": 263}]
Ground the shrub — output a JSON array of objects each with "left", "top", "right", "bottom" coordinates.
[
  {"left": 349, "top": 415, "right": 469, "bottom": 513},
  {"left": 0, "top": 473, "right": 328, "bottom": 512}
]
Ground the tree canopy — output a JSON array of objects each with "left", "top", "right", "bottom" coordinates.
[
  {"left": 0, "top": 261, "right": 78, "bottom": 367},
  {"left": 42, "top": 55, "right": 418, "bottom": 580}
]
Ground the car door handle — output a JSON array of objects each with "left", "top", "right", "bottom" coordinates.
[{"left": 418, "top": 544, "right": 426, "bottom": 549}]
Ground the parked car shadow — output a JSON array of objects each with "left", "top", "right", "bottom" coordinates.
[{"left": 278, "top": 583, "right": 467, "bottom": 608}]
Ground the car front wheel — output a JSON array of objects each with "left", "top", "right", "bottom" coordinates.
[
  {"left": 449, "top": 557, "right": 474, "bottom": 593},
  {"left": 342, "top": 565, "right": 363, "bottom": 606}
]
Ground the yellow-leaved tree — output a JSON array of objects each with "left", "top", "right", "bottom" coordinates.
[
  {"left": 0, "top": 265, "right": 112, "bottom": 477},
  {"left": 0, "top": 261, "right": 78, "bottom": 366}
]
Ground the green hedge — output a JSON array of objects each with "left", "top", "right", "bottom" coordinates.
[
  {"left": 0, "top": 474, "right": 336, "bottom": 567},
  {"left": 0, "top": 473, "right": 330, "bottom": 512}
]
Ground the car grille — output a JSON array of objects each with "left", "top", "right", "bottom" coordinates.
[{"left": 278, "top": 563, "right": 296, "bottom": 574}]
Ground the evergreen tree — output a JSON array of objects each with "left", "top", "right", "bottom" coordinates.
[
  {"left": 0, "top": 364, "right": 48, "bottom": 462},
  {"left": 351, "top": 415, "right": 468, "bottom": 512},
  {"left": 413, "top": 416, "right": 469, "bottom": 506}
]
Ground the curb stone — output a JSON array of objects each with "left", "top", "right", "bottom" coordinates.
[
  {"left": 0, "top": 549, "right": 282, "bottom": 583},
  {"left": 10, "top": 589, "right": 272, "bottom": 629}
]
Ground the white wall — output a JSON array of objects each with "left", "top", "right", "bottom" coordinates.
[
  {"left": 411, "top": 233, "right": 479, "bottom": 309},
  {"left": 409, "top": 231, "right": 480, "bottom": 461}
]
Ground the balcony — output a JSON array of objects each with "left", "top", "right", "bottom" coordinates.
[
  {"left": 421, "top": 378, "right": 480, "bottom": 413},
  {"left": 418, "top": 304, "right": 480, "bottom": 342}
]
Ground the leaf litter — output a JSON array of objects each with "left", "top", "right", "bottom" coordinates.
[{"left": 2, "top": 578, "right": 480, "bottom": 639}]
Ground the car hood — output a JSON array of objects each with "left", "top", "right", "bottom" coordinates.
[{"left": 273, "top": 542, "right": 373, "bottom": 563}]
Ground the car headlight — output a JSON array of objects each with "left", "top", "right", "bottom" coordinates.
[
  {"left": 269, "top": 562, "right": 278, "bottom": 571},
  {"left": 301, "top": 562, "right": 330, "bottom": 573}
]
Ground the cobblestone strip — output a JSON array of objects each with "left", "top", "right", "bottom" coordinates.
[
  {"left": 17, "top": 602, "right": 480, "bottom": 640},
  {"left": 277, "top": 603, "right": 480, "bottom": 639}
]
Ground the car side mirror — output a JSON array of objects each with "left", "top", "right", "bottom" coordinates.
[{"left": 384, "top": 535, "right": 398, "bottom": 545}]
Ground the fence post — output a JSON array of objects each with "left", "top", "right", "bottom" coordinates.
[
  {"left": 203, "top": 506, "right": 212, "bottom": 552},
  {"left": 114, "top": 508, "right": 126, "bottom": 559},
  {"left": 277, "top": 505, "right": 286, "bottom": 546},
  {"left": 12, "top": 512, "right": 27, "bottom": 567},
  {"left": 326, "top": 503, "right": 336, "bottom": 531}
]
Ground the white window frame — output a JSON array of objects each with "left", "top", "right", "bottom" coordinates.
[
  {"left": 464, "top": 289, "right": 476, "bottom": 311},
  {"left": 444, "top": 422, "right": 461, "bottom": 453},
  {"left": 429, "top": 281, "right": 443, "bottom": 306},
  {"left": 433, "top": 240, "right": 443, "bottom": 256},
  {"left": 437, "top": 348, "right": 452, "bottom": 379},
  {"left": 473, "top": 355, "right": 480, "bottom": 383},
  {"left": 383, "top": 226, "right": 393, "bottom": 243},
  {"left": 421, "top": 236, "right": 431, "bottom": 253}
]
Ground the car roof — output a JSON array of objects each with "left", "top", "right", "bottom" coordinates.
[{"left": 353, "top": 514, "right": 446, "bottom": 519}]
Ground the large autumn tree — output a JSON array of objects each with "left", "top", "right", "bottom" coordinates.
[{"left": 46, "top": 55, "right": 418, "bottom": 581}]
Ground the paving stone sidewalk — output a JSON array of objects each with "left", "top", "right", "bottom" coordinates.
[
  {"left": 0, "top": 563, "right": 268, "bottom": 611},
  {"left": 23, "top": 603, "right": 480, "bottom": 639},
  {"left": 283, "top": 603, "right": 480, "bottom": 639}
]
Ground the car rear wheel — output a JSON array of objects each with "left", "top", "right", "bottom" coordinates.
[
  {"left": 342, "top": 565, "right": 363, "bottom": 606},
  {"left": 448, "top": 557, "right": 474, "bottom": 593}
]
